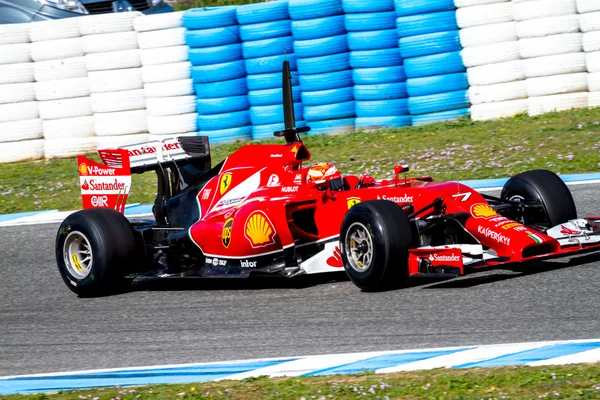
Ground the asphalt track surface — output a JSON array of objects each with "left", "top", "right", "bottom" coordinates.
[{"left": 1, "top": 185, "right": 599, "bottom": 377}]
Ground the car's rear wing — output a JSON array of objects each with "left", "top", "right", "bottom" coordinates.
[{"left": 78, "top": 136, "right": 211, "bottom": 214}]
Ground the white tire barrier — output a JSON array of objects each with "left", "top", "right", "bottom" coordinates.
[
  {"left": 456, "top": 2, "right": 513, "bottom": 28},
  {"left": 44, "top": 137, "right": 97, "bottom": 159},
  {"left": 589, "top": 91, "right": 600, "bottom": 107},
  {"left": 528, "top": 92, "right": 588, "bottom": 116},
  {"left": 579, "top": 12, "right": 600, "bottom": 33},
  {"left": 454, "top": 0, "right": 509, "bottom": 7},
  {"left": 133, "top": 12, "right": 184, "bottom": 32},
  {"left": 0, "top": 63, "right": 34, "bottom": 84},
  {"left": 85, "top": 49, "right": 141, "bottom": 71},
  {"left": 516, "top": 15, "right": 580, "bottom": 39},
  {"left": 141, "top": 62, "right": 192, "bottom": 83},
  {"left": 471, "top": 99, "right": 528, "bottom": 120},
  {"left": 0, "top": 43, "right": 31, "bottom": 65},
  {"left": 459, "top": 22, "right": 517, "bottom": 48},
  {"left": 42, "top": 116, "right": 95, "bottom": 139},
  {"left": 146, "top": 96, "right": 196, "bottom": 116},
  {"left": 81, "top": 31, "right": 139, "bottom": 54},
  {"left": 513, "top": 0, "right": 576, "bottom": 21},
  {"left": 137, "top": 27, "right": 187, "bottom": 49},
  {"left": 526, "top": 72, "right": 588, "bottom": 97},
  {"left": 94, "top": 109, "right": 148, "bottom": 136},
  {"left": 140, "top": 46, "right": 189, "bottom": 65},
  {"left": 33, "top": 57, "right": 87, "bottom": 82},
  {"left": 30, "top": 37, "right": 84, "bottom": 62},
  {"left": 144, "top": 79, "right": 195, "bottom": 98},
  {"left": 148, "top": 113, "right": 197, "bottom": 135},
  {"left": 89, "top": 68, "right": 143, "bottom": 93},
  {"left": 583, "top": 31, "right": 600, "bottom": 53},
  {"left": 0, "top": 139, "right": 44, "bottom": 163},
  {"left": 461, "top": 41, "right": 519, "bottom": 67},
  {"left": 38, "top": 97, "right": 92, "bottom": 120},
  {"left": 96, "top": 133, "right": 151, "bottom": 150},
  {"left": 0, "top": 83, "right": 35, "bottom": 104},
  {"left": 575, "top": 0, "right": 600, "bottom": 14},
  {"left": 79, "top": 12, "right": 141, "bottom": 35},
  {"left": 0, "top": 119, "right": 43, "bottom": 143},
  {"left": 90, "top": 89, "right": 146, "bottom": 113},
  {"left": 34, "top": 77, "right": 90, "bottom": 101},
  {"left": 587, "top": 52, "right": 600, "bottom": 73},
  {"left": 519, "top": 33, "right": 582, "bottom": 59},
  {"left": 0, "top": 23, "right": 29, "bottom": 45},
  {"left": 468, "top": 81, "right": 527, "bottom": 105},
  {"left": 0, "top": 101, "right": 38, "bottom": 123},
  {"left": 467, "top": 60, "right": 525, "bottom": 86},
  {"left": 27, "top": 18, "right": 80, "bottom": 42},
  {"left": 524, "top": 52, "right": 587, "bottom": 78},
  {"left": 587, "top": 72, "right": 600, "bottom": 91}
]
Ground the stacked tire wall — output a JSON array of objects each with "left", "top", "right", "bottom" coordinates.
[{"left": 3, "top": 1, "right": 600, "bottom": 164}]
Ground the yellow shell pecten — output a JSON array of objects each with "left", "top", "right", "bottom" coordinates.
[
  {"left": 246, "top": 213, "right": 273, "bottom": 246},
  {"left": 472, "top": 204, "right": 497, "bottom": 218}
]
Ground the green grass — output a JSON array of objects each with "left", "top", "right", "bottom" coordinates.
[
  {"left": 2, "top": 108, "right": 600, "bottom": 214},
  {"left": 2, "top": 363, "right": 599, "bottom": 400}
]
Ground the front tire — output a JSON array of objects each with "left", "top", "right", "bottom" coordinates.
[
  {"left": 340, "top": 200, "right": 416, "bottom": 292},
  {"left": 501, "top": 169, "right": 576, "bottom": 228},
  {"left": 56, "top": 208, "right": 138, "bottom": 297}
]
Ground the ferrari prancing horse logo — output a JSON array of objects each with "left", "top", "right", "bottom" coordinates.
[
  {"left": 220, "top": 172, "right": 232, "bottom": 195},
  {"left": 347, "top": 197, "right": 361, "bottom": 209}
]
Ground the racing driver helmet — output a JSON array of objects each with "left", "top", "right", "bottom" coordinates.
[{"left": 307, "top": 162, "right": 344, "bottom": 191}]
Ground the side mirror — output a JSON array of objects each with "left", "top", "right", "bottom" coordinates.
[{"left": 394, "top": 165, "right": 409, "bottom": 175}]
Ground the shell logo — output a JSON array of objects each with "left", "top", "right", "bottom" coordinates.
[
  {"left": 79, "top": 163, "right": 88, "bottom": 175},
  {"left": 244, "top": 211, "right": 276, "bottom": 248},
  {"left": 471, "top": 203, "right": 497, "bottom": 218}
]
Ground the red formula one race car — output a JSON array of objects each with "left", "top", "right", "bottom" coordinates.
[{"left": 56, "top": 62, "right": 600, "bottom": 296}]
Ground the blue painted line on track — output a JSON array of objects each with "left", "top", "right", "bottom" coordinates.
[
  {"left": 455, "top": 342, "right": 600, "bottom": 368},
  {"left": 304, "top": 349, "right": 468, "bottom": 376},
  {"left": 0, "top": 359, "right": 297, "bottom": 395},
  {"left": 0, "top": 210, "right": 56, "bottom": 222}
]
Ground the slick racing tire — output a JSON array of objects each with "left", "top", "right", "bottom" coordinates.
[
  {"left": 55, "top": 208, "right": 138, "bottom": 297},
  {"left": 340, "top": 200, "right": 416, "bottom": 292},
  {"left": 501, "top": 170, "right": 577, "bottom": 229}
]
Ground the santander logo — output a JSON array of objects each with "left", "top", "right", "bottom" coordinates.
[
  {"left": 326, "top": 246, "right": 344, "bottom": 268},
  {"left": 428, "top": 253, "right": 461, "bottom": 263}
]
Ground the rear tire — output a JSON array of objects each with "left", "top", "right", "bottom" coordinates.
[
  {"left": 501, "top": 169, "right": 577, "bottom": 228},
  {"left": 340, "top": 200, "right": 416, "bottom": 292},
  {"left": 55, "top": 208, "right": 137, "bottom": 297}
]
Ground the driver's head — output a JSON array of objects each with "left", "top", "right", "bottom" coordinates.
[{"left": 307, "top": 162, "right": 343, "bottom": 191}]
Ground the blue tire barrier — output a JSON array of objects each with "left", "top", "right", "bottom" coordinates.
[
  {"left": 404, "top": 51, "right": 465, "bottom": 79},
  {"left": 296, "top": 52, "right": 350, "bottom": 75},
  {"left": 306, "top": 117, "right": 355, "bottom": 135},
  {"left": 183, "top": 7, "right": 237, "bottom": 30},
  {"left": 194, "top": 78, "right": 248, "bottom": 99},
  {"left": 342, "top": 0, "right": 394, "bottom": 13},
  {"left": 242, "top": 36, "right": 295, "bottom": 59},
  {"left": 197, "top": 110, "right": 251, "bottom": 131},
  {"left": 348, "top": 29, "right": 398, "bottom": 51},
  {"left": 299, "top": 69, "right": 353, "bottom": 91},
  {"left": 396, "top": 12, "right": 457, "bottom": 38},
  {"left": 407, "top": 90, "right": 469, "bottom": 115},
  {"left": 239, "top": 20, "right": 292, "bottom": 42},
  {"left": 301, "top": 86, "right": 354, "bottom": 106},
  {"left": 289, "top": 0, "right": 344, "bottom": 21},
  {"left": 406, "top": 72, "right": 468, "bottom": 97},
  {"left": 356, "top": 116, "right": 411, "bottom": 129},
  {"left": 203, "top": 126, "right": 253, "bottom": 144},
  {"left": 303, "top": 101, "right": 355, "bottom": 121},
  {"left": 248, "top": 86, "right": 302, "bottom": 106},
  {"left": 247, "top": 72, "right": 299, "bottom": 91},
  {"left": 354, "top": 83, "right": 408, "bottom": 101},
  {"left": 252, "top": 120, "right": 307, "bottom": 140},
  {"left": 293, "top": 34, "right": 348, "bottom": 58},
  {"left": 186, "top": 26, "right": 241, "bottom": 48},
  {"left": 411, "top": 107, "right": 469, "bottom": 126},
  {"left": 344, "top": 11, "right": 397, "bottom": 32},
  {"left": 394, "top": 0, "right": 455, "bottom": 17},
  {"left": 349, "top": 48, "right": 402, "bottom": 69},
  {"left": 245, "top": 54, "right": 298, "bottom": 75},
  {"left": 352, "top": 66, "right": 406, "bottom": 85},
  {"left": 196, "top": 95, "right": 250, "bottom": 115},
  {"left": 236, "top": 1, "right": 290, "bottom": 25},
  {"left": 189, "top": 44, "right": 242, "bottom": 67},
  {"left": 250, "top": 103, "right": 304, "bottom": 125},
  {"left": 291, "top": 15, "right": 346, "bottom": 41},
  {"left": 191, "top": 60, "right": 246, "bottom": 84},
  {"left": 355, "top": 99, "right": 409, "bottom": 118},
  {"left": 399, "top": 30, "right": 461, "bottom": 59}
]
